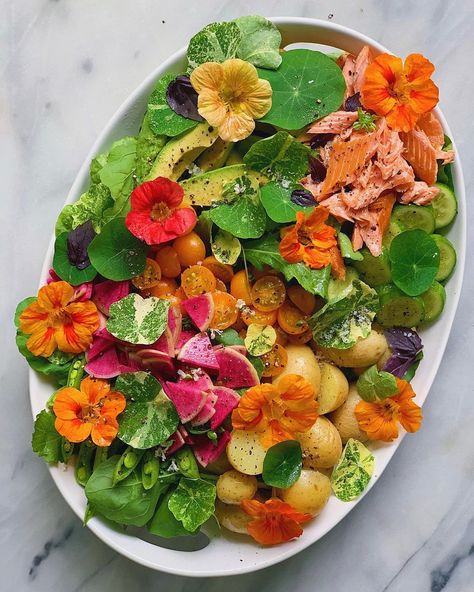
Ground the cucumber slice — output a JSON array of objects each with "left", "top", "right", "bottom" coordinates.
[
  {"left": 353, "top": 246, "right": 391, "bottom": 287},
  {"left": 420, "top": 281, "right": 446, "bottom": 323},
  {"left": 382, "top": 219, "right": 404, "bottom": 247},
  {"left": 327, "top": 268, "right": 359, "bottom": 302},
  {"left": 432, "top": 183, "right": 457, "bottom": 229},
  {"left": 431, "top": 234, "right": 456, "bottom": 281},
  {"left": 376, "top": 284, "right": 425, "bottom": 327},
  {"left": 392, "top": 204, "right": 435, "bottom": 234}
]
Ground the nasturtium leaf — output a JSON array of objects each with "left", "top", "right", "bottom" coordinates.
[
  {"left": 166, "top": 75, "right": 204, "bottom": 122},
  {"left": 148, "top": 74, "right": 198, "bottom": 137},
  {"left": 389, "top": 230, "right": 440, "bottom": 296},
  {"left": 257, "top": 49, "right": 346, "bottom": 130},
  {"left": 338, "top": 232, "right": 363, "bottom": 261},
  {"left": 87, "top": 218, "right": 147, "bottom": 281},
  {"left": 331, "top": 439, "right": 374, "bottom": 502},
  {"left": 244, "top": 324, "right": 276, "bottom": 356},
  {"left": 148, "top": 488, "right": 199, "bottom": 538},
  {"left": 107, "top": 294, "right": 170, "bottom": 345},
  {"left": 243, "top": 131, "right": 311, "bottom": 182},
  {"left": 262, "top": 440, "right": 302, "bottom": 488},
  {"left": 209, "top": 176, "right": 266, "bottom": 239},
  {"left": 32, "top": 410, "right": 62, "bottom": 464},
  {"left": 135, "top": 113, "right": 167, "bottom": 183},
  {"left": 309, "top": 280, "right": 379, "bottom": 349},
  {"left": 99, "top": 137, "right": 137, "bottom": 199},
  {"left": 187, "top": 21, "right": 241, "bottom": 71},
  {"left": 244, "top": 234, "right": 330, "bottom": 298},
  {"left": 356, "top": 365, "right": 398, "bottom": 402},
  {"left": 260, "top": 182, "right": 313, "bottom": 223},
  {"left": 53, "top": 232, "right": 97, "bottom": 285},
  {"left": 213, "top": 328, "right": 245, "bottom": 347},
  {"left": 115, "top": 373, "right": 179, "bottom": 449},
  {"left": 14, "top": 297, "right": 36, "bottom": 327},
  {"left": 234, "top": 15, "right": 282, "bottom": 70},
  {"left": 55, "top": 183, "right": 114, "bottom": 236},
  {"left": 211, "top": 228, "right": 241, "bottom": 264},
  {"left": 168, "top": 478, "right": 217, "bottom": 532}
]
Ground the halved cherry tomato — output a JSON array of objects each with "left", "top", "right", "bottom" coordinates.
[
  {"left": 155, "top": 246, "right": 181, "bottom": 278},
  {"left": 132, "top": 258, "right": 162, "bottom": 290},
  {"left": 146, "top": 277, "right": 177, "bottom": 297},
  {"left": 241, "top": 306, "right": 278, "bottom": 327},
  {"left": 277, "top": 299, "right": 308, "bottom": 335},
  {"left": 287, "top": 285, "right": 317, "bottom": 315},
  {"left": 230, "top": 269, "right": 252, "bottom": 304},
  {"left": 274, "top": 325, "right": 289, "bottom": 347},
  {"left": 215, "top": 278, "right": 227, "bottom": 292},
  {"left": 181, "top": 265, "right": 216, "bottom": 297},
  {"left": 261, "top": 344, "right": 288, "bottom": 378},
  {"left": 173, "top": 232, "right": 206, "bottom": 267},
  {"left": 288, "top": 328, "right": 313, "bottom": 345},
  {"left": 251, "top": 275, "right": 286, "bottom": 312},
  {"left": 202, "top": 256, "right": 234, "bottom": 283},
  {"left": 210, "top": 291, "right": 238, "bottom": 330}
]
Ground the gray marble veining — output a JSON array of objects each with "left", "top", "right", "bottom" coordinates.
[{"left": 1, "top": 0, "right": 473, "bottom": 590}]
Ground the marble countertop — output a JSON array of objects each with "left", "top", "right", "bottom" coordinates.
[{"left": 1, "top": 0, "right": 473, "bottom": 590}]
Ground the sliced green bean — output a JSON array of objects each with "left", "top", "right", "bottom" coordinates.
[
  {"left": 75, "top": 441, "right": 95, "bottom": 487},
  {"left": 112, "top": 446, "right": 145, "bottom": 485},
  {"left": 175, "top": 447, "right": 200, "bottom": 479},
  {"left": 141, "top": 451, "right": 160, "bottom": 490},
  {"left": 67, "top": 356, "right": 86, "bottom": 389}
]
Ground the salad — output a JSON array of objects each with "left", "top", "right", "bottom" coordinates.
[{"left": 15, "top": 16, "right": 458, "bottom": 546}]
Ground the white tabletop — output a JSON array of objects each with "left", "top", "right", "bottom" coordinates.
[{"left": 1, "top": 0, "right": 473, "bottom": 590}]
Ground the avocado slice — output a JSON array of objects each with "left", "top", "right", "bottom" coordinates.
[
  {"left": 196, "top": 138, "right": 233, "bottom": 172},
  {"left": 181, "top": 164, "right": 267, "bottom": 207},
  {"left": 146, "top": 122, "right": 219, "bottom": 181}
]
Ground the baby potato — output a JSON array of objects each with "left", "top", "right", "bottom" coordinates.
[
  {"left": 318, "top": 330, "right": 388, "bottom": 368},
  {"left": 317, "top": 362, "right": 349, "bottom": 414},
  {"left": 215, "top": 500, "right": 251, "bottom": 534},
  {"left": 227, "top": 429, "right": 266, "bottom": 475},
  {"left": 273, "top": 344, "right": 321, "bottom": 395},
  {"left": 329, "top": 384, "right": 368, "bottom": 443},
  {"left": 217, "top": 470, "right": 258, "bottom": 505},
  {"left": 278, "top": 469, "right": 331, "bottom": 516},
  {"left": 206, "top": 451, "right": 233, "bottom": 475},
  {"left": 299, "top": 416, "right": 342, "bottom": 469}
]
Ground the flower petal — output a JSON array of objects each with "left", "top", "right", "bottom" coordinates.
[
  {"left": 91, "top": 418, "right": 119, "bottom": 447},
  {"left": 19, "top": 301, "right": 49, "bottom": 335},
  {"left": 404, "top": 53, "right": 435, "bottom": 84},
  {"left": 37, "top": 281, "right": 74, "bottom": 311},
  {"left": 80, "top": 376, "right": 111, "bottom": 406},
  {"left": 55, "top": 417, "right": 91, "bottom": 443},
  {"left": 190, "top": 62, "right": 224, "bottom": 93},
  {"left": 217, "top": 110, "right": 255, "bottom": 142},
  {"left": 53, "top": 387, "right": 88, "bottom": 420},
  {"left": 26, "top": 327, "right": 57, "bottom": 357},
  {"left": 101, "top": 390, "right": 127, "bottom": 417}
]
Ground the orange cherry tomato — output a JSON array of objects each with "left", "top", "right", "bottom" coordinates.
[
  {"left": 274, "top": 325, "right": 289, "bottom": 347},
  {"left": 173, "top": 232, "right": 206, "bottom": 267},
  {"left": 155, "top": 246, "right": 181, "bottom": 278},
  {"left": 230, "top": 270, "right": 252, "bottom": 304},
  {"left": 251, "top": 275, "right": 286, "bottom": 312},
  {"left": 202, "top": 256, "right": 234, "bottom": 283},
  {"left": 215, "top": 278, "right": 227, "bottom": 292},
  {"left": 277, "top": 299, "right": 309, "bottom": 335},
  {"left": 146, "top": 277, "right": 177, "bottom": 298},
  {"left": 288, "top": 328, "right": 313, "bottom": 345},
  {"left": 287, "top": 285, "right": 317, "bottom": 315},
  {"left": 241, "top": 306, "right": 278, "bottom": 327},
  {"left": 181, "top": 265, "right": 217, "bottom": 297},
  {"left": 261, "top": 344, "right": 288, "bottom": 378},
  {"left": 132, "top": 258, "right": 162, "bottom": 290},
  {"left": 210, "top": 291, "right": 238, "bottom": 330}
]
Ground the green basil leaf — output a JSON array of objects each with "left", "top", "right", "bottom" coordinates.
[
  {"left": 53, "top": 232, "right": 97, "bottom": 286},
  {"left": 338, "top": 232, "right": 363, "bottom": 261},
  {"left": 389, "top": 230, "right": 440, "bottom": 296},
  {"left": 187, "top": 21, "right": 241, "bottom": 71},
  {"left": 260, "top": 182, "right": 312, "bottom": 223},
  {"left": 168, "top": 478, "right": 216, "bottom": 531},
  {"left": 107, "top": 294, "right": 169, "bottom": 345},
  {"left": 234, "top": 15, "right": 282, "bottom": 70},
  {"left": 356, "top": 365, "right": 398, "bottom": 402},
  {"left": 31, "top": 410, "right": 62, "bottom": 463},
  {"left": 262, "top": 440, "right": 302, "bottom": 488},
  {"left": 257, "top": 49, "right": 346, "bottom": 130},
  {"left": 148, "top": 74, "right": 198, "bottom": 137},
  {"left": 87, "top": 218, "right": 147, "bottom": 281},
  {"left": 331, "top": 439, "right": 374, "bottom": 502}
]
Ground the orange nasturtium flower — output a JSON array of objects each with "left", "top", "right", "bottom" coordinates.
[
  {"left": 355, "top": 378, "right": 422, "bottom": 442},
  {"left": 19, "top": 281, "right": 99, "bottom": 357},
  {"left": 241, "top": 498, "right": 312, "bottom": 545},
  {"left": 190, "top": 58, "right": 272, "bottom": 142},
  {"left": 279, "top": 207, "right": 339, "bottom": 271},
  {"left": 232, "top": 374, "right": 318, "bottom": 449},
  {"left": 361, "top": 53, "right": 439, "bottom": 132},
  {"left": 53, "top": 376, "right": 126, "bottom": 446}
]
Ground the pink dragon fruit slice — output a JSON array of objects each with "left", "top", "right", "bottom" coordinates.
[
  {"left": 163, "top": 380, "right": 207, "bottom": 423},
  {"left": 210, "top": 386, "right": 241, "bottom": 430},
  {"left": 182, "top": 293, "right": 215, "bottom": 331},
  {"left": 177, "top": 332, "right": 219, "bottom": 371},
  {"left": 167, "top": 306, "right": 182, "bottom": 347},
  {"left": 92, "top": 280, "right": 130, "bottom": 315},
  {"left": 175, "top": 330, "right": 197, "bottom": 353},
  {"left": 165, "top": 430, "right": 185, "bottom": 456},
  {"left": 193, "top": 431, "right": 231, "bottom": 467},
  {"left": 214, "top": 347, "right": 259, "bottom": 389},
  {"left": 190, "top": 392, "right": 218, "bottom": 426}
]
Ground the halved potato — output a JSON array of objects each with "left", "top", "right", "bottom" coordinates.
[
  {"left": 215, "top": 500, "right": 251, "bottom": 534},
  {"left": 298, "top": 416, "right": 342, "bottom": 469},
  {"left": 227, "top": 429, "right": 266, "bottom": 475},
  {"left": 216, "top": 470, "right": 258, "bottom": 505},
  {"left": 317, "top": 362, "right": 349, "bottom": 414}
]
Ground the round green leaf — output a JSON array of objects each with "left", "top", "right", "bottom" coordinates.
[
  {"left": 331, "top": 439, "right": 374, "bottom": 502},
  {"left": 53, "top": 232, "right": 97, "bottom": 286},
  {"left": 260, "top": 182, "right": 312, "bottom": 223},
  {"left": 107, "top": 294, "right": 170, "bottom": 345},
  {"left": 262, "top": 440, "right": 302, "bottom": 488},
  {"left": 168, "top": 478, "right": 216, "bottom": 531},
  {"left": 211, "top": 228, "right": 241, "bottom": 264}
]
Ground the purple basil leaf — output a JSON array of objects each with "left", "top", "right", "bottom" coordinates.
[
  {"left": 67, "top": 221, "right": 96, "bottom": 270},
  {"left": 166, "top": 75, "right": 204, "bottom": 122},
  {"left": 344, "top": 92, "right": 362, "bottom": 112},
  {"left": 291, "top": 189, "right": 315, "bottom": 207},
  {"left": 309, "top": 156, "right": 327, "bottom": 183},
  {"left": 309, "top": 133, "right": 334, "bottom": 149},
  {"left": 383, "top": 327, "right": 423, "bottom": 378}
]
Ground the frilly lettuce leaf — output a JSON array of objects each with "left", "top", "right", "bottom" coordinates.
[
  {"left": 55, "top": 183, "right": 114, "bottom": 236},
  {"left": 235, "top": 15, "right": 282, "bottom": 70},
  {"left": 187, "top": 21, "right": 241, "bottom": 71},
  {"left": 309, "top": 279, "right": 379, "bottom": 349}
]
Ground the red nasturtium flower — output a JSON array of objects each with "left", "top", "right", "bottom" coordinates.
[
  {"left": 361, "top": 53, "right": 439, "bottom": 132},
  {"left": 355, "top": 378, "right": 423, "bottom": 442},
  {"left": 19, "top": 281, "right": 99, "bottom": 357},
  {"left": 241, "top": 498, "right": 312, "bottom": 545},
  {"left": 125, "top": 177, "right": 197, "bottom": 245},
  {"left": 53, "top": 376, "right": 126, "bottom": 446}
]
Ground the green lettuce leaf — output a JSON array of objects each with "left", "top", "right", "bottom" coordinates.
[
  {"left": 187, "top": 21, "right": 241, "bottom": 71},
  {"left": 55, "top": 183, "right": 114, "bottom": 236},
  {"left": 148, "top": 74, "right": 198, "bottom": 137},
  {"left": 107, "top": 294, "right": 170, "bottom": 345},
  {"left": 260, "top": 182, "right": 313, "bottom": 223},
  {"left": 90, "top": 153, "right": 108, "bottom": 184},
  {"left": 32, "top": 410, "right": 62, "bottom": 463},
  {"left": 331, "top": 439, "right": 374, "bottom": 502},
  {"left": 135, "top": 112, "right": 167, "bottom": 182},
  {"left": 99, "top": 137, "right": 137, "bottom": 198},
  {"left": 235, "top": 15, "right": 282, "bottom": 70},
  {"left": 309, "top": 279, "right": 379, "bottom": 349},
  {"left": 338, "top": 232, "right": 363, "bottom": 261},
  {"left": 168, "top": 478, "right": 216, "bottom": 531},
  {"left": 356, "top": 365, "right": 398, "bottom": 402}
]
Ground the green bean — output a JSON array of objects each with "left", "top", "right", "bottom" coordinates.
[
  {"left": 112, "top": 446, "right": 145, "bottom": 485},
  {"left": 175, "top": 447, "right": 200, "bottom": 479},
  {"left": 67, "top": 356, "right": 86, "bottom": 389},
  {"left": 93, "top": 446, "right": 109, "bottom": 471},
  {"left": 60, "top": 438, "right": 74, "bottom": 463},
  {"left": 141, "top": 451, "right": 160, "bottom": 490},
  {"left": 75, "top": 441, "right": 95, "bottom": 487}
]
